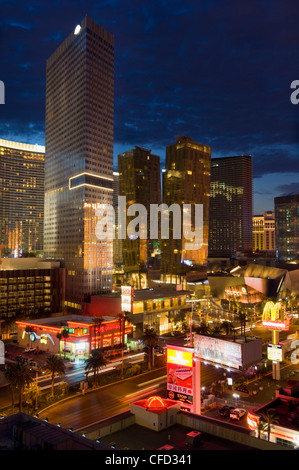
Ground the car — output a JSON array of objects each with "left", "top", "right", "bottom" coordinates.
[
  {"left": 24, "top": 347, "right": 36, "bottom": 353},
  {"left": 15, "top": 355, "right": 25, "bottom": 362},
  {"left": 219, "top": 405, "right": 235, "bottom": 417},
  {"left": 34, "top": 349, "right": 43, "bottom": 355},
  {"left": 229, "top": 408, "right": 247, "bottom": 421}
]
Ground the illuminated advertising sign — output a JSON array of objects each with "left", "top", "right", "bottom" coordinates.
[
  {"left": 194, "top": 334, "right": 242, "bottom": 369},
  {"left": 267, "top": 344, "right": 283, "bottom": 362},
  {"left": 121, "top": 286, "right": 134, "bottom": 312},
  {"left": 167, "top": 346, "right": 193, "bottom": 405},
  {"left": 262, "top": 301, "right": 290, "bottom": 331}
]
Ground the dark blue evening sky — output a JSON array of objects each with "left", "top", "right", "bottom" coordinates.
[{"left": 0, "top": 0, "right": 298, "bottom": 213}]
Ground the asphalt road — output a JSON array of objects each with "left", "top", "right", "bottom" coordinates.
[{"left": 37, "top": 362, "right": 231, "bottom": 431}]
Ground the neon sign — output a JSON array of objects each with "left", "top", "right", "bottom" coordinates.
[
  {"left": 262, "top": 301, "right": 290, "bottom": 331},
  {"left": 167, "top": 348, "right": 193, "bottom": 368}
]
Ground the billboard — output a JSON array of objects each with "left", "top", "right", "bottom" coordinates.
[
  {"left": 267, "top": 344, "right": 283, "bottom": 362},
  {"left": 194, "top": 334, "right": 242, "bottom": 369},
  {"left": 121, "top": 286, "right": 134, "bottom": 312},
  {"left": 194, "top": 334, "right": 262, "bottom": 370},
  {"left": 167, "top": 346, "right": 194, "bottom": 405}
]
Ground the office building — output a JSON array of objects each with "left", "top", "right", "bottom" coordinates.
[
  {"left": 253, "top": 211, "right": 275, "bottom": 252},
  {"left": 209, "top": 155, "right": 252, "bottom": 258},
  {"left": 44, "top": 17, "right": 114, "bottom": 310},
  {"left": 275, "top": 194, "right": 299, "bottom": 262},
  {"left": 0, "top": 139, "right": 45, "bottom": 257},
  {"left": 118, "top": 146, "right": 161, "bottom": 287},
  {"left": 161, "top": 135, "right": 211, "bottom": 276}
]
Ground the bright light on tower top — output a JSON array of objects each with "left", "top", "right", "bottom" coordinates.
[{"left": 74, "top": 25, "right": 81, "bottom": 35}]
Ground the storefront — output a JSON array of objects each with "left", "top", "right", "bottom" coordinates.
[{"left": 16, "top": 314, "right": 132, "bottom": 358}]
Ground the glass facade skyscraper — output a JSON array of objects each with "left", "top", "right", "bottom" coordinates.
[
  {"left": 44, "top": 17, "right": 114, "bottom": 310},
  {"left": 161, "top": 135, "right": 211, "bottom": 275},
  {"left": 118, "top": 146, "right": 161, "bottom": 286},
  {"left": 209, "top": 155, "right": 253, "bottom": 257},
  {"left": 275, "top": 194, "right": 299, "bottom": 262},
  {"left": 0, "top": 139, "right": 45, "bottom": 257}
]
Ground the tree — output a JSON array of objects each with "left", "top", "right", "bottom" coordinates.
[
  {"left": 56, "top": 329, "right": 69, "bottom": 358},
  {"left": 211, "top": 324, "right": 223, "bottom": 336},
  {"left": 238, "top": 312, "right": 247, "bottom": 340},
  {"left": 259, "top": 410, "right": 280, "bottom": 441},
  {"left": 142, "top": 327, "right": 158, "bottom": 370},
  {"left": 85, "top": 350, "right": 107, "bottom": 387},
  {"left": 117, "top": 311, "right": 131, "bottom": 347},
  {"left": 221, "top": 321, "right": 232, "bottom": 335},
  {"left": 43, "top": 355, "right": 66, "bottom": 397},
  {"left": 92, "top": 316, "right": 104, "bottom": 350},
  {"left": 4, "top": 365, "right": 17, "bottom": 412},
  {"left": 6, "top": 362, "right": 33, "bottom": 412},
  {"left": 195, "top": 320, "right": 211, "bottom": 336},
  {"left": 25, "top": 325, "right": 35, "bottom": 347}
]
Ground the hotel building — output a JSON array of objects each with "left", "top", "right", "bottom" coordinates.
[
  {"left": 0, "top": 139, "right": 45, "bottom": 257},
  {"left": 275, "top": 194, "right": 299, "bottom": 262},
  {"left": 0, "top": 257, "right": 65, "bottom": 334},
  {"left": 161, "top": 135, "right": 211, "bottom": 276},
  {"left": 253, "top": 211, "right": 275, "bottom": 253},
  {"left": 44, "top": 17, "right": 114, "bottom": 310},
  {"left": 209, "top": 155, "right": 253, "bottom": 258},
  {"left": 118, "top": 146, "right": 161, "bottom": 287}
]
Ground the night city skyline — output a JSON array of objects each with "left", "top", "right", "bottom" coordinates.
[{"left": 0, "top": 0, "right": 298, "bottom": 215}]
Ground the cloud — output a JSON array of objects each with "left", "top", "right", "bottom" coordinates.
[{"left": 0, "top": 0, "right": 298, "bottom": 189}]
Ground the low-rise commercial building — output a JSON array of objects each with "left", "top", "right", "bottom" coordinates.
[
  {"left": 16, "top": 314, "right": 132, "bottom": 357},
  {"left": 84, "top": 287, "right": 193, "bottom": 337}
]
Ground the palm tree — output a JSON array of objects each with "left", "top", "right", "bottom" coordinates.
[
  {"left": 92, "top": 316, "right": 104, "bottom": 350},
  {"left": 142, "top": 327, "right": 158, "bottom": 370},
  {"left": 56, "top": 329, "right": 69, "bottom": 358},
  {"left": 212, "top": 324, "right": 223, "bottom": 336},
  {"left": 221, "top": 320, "right": 232, "bottom": 336},
  {"left": 117, "top": 311, "right": 131, "bottom": 347},
  {"left": 238, "top": 312, "right": 247, "bottom": 339},
  {"left": 25, "top": 325, "right": 35, "bottom": 347},
  {"left": 259, "top": 410, "right": 280, "bottom": 441},
  {"left": 195, "top": 320, "right": 211, "bottom": 336},
  {"left": 43, "top": 355, "right": 66, "bottom": 397},
  {"left": 85, "top": 350, "right": 107, "bottom": 387},
  {"left": 7, "top": 362, "right": 33, "bottom": 412},
  {"left": 4, "top": 365, "right": 17, "bottom": 412}
]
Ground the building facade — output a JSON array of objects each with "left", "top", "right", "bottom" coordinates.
[
  {"left": 44, "top": 17, "right": 114, "bottom": 310},
  {"left": 253, "top": 211, "right": 275, "bottom": 252},
  {"left": 0, "top": 258, "right": 65, "bottom": 334},
  {"left": 16, "top": 314, "right": 132, "bottom": 357},
  {"left": 161, "top": 136, "right": 211, "bottom": 275},
  {"left": 0, "top": 139, "right": 45, "bottom": 257},
  {"left": 209, "top": 155, "right": 253, "bottom": 258},
  {"left": 275, "top": 194, "right": 299, "bottom": 262},
  {"left": 118, "top": 146, "right": 161, "bottom": 286}
]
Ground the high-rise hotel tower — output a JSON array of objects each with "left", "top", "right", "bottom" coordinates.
[
  {"left": 44, "top": 17, "right": 114, "bottom": 310},
  {"left": 209, "top": 155, "right": 253, "bottom": 257},
  {"left": 0, "top": 139, "right": 45, "bottom": 257},
  {"left": 161, "top": 136, "right": 211, "bottom": 276}
]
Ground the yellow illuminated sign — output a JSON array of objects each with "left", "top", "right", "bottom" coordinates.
[
  {"left": 262, "top": 301, "right": 290, "bottom": 331},
  {"left": 167, "top": 348, "right": 193, "bottom": 368}
]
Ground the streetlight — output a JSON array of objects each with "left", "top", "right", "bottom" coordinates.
[{"left": 186, "top": 297, "right": 205, "bottom": 346}]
